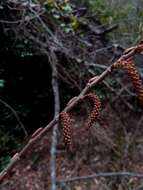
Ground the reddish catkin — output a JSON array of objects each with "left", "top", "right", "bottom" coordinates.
[
  {"left": 59, "top": 112, "right": 72, "bottom": 150},
  {"left": 113, "top": 60, "right": 143, "bottom": 107},
  {"left": 84, "top": 93, "right": 101, "bottom": 130}
]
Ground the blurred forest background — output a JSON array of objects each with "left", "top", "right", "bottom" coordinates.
[{"left": 0, "top": 0, "right": 143, "bottom": 189}]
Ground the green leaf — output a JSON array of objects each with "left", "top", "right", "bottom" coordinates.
[
  {"left": 64, "top": 26, "right": 73, "bottom": 33},
  {"left": 53, "top": 13, "right": 60, "bottom": 19},
  {"left": 62, "top": 4, "right": 72, "bottom": 13},
  {"left": 70, "top": 16, "right": 79, "bottom": 30},
  {"left": 0, "top": 80, "right": 5, "bottom": 88}
]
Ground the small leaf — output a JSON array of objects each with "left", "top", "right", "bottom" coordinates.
[
  {"left": 62, "top": 4, "right": 72, "bottom": 13},
  {"left": 60, "top": 23, "right": 66, "bottom": 27},
  {"left": 53, "top": 14, "right": 60, "bottom": 19},
  {"left": 70, "top": 16, "right": 79, "bottom": 30},
  {"left": 0, "top": 80, "right": 5, "bottom": 88},
  {"left": 64, "top": 26, "right": 73, "bottom": 33}
]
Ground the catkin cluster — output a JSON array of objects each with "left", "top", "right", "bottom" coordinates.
[
  {"left": 59, "top": 93, "right": 101, "bottom": 150},
  {"left": 60, "top": 112, "right": 72, "bottom": 150},
  {"left": 84, "top": 93, "right": 101, "bottom": 130},
  {"left": 113, "top": 60, "right": 143, "bottom": 106}
]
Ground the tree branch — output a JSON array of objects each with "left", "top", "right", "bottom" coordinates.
[
  {"left": 0, "top": 61, "right": 112, "bottom": 184},
  {"left": 57, "top": 171, "right": 143, "bottom": 183},
  {"left": 49, "top": 50, "right": 60, "bottom": 190},
  {"left": 0, "top": 41, "right": 143, "bottom": 183}
]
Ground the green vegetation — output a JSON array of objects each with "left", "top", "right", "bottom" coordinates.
[{"left": 82, "top": 0, "right": 143, "bottom": 46}]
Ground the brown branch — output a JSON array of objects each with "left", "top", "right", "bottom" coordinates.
[
  {"left": 0, "top": 62, "right": 112, "bottom": 184},
  {"left": 0, "top": 41, "right": 143, "bottom": 183}
]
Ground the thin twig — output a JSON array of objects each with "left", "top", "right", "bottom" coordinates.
[
  {"left": 0, "top": 99, "right": 27, "bottom": 138},
  {"left": 57, "top": 171, "right": 143, "bottom": 183},
  {"left": 103, "top": 80, "right": 135, "bottom": 111},
  {"left": 28, "top": 4, "right": 62, "bottom": 48},
  {"left": 129, "top": 115, "right": 143, "bottom": 146}
]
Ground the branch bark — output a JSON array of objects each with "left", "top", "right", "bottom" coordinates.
[{"left": 49, "top": 50, "right": 60, "bottom": 190}]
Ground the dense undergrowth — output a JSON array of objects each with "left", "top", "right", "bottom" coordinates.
[{"left": 82, "top": 0, "right": 143, "bottom": 46}]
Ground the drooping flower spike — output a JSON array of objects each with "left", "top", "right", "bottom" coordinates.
[
  {"left": 60, "top": 112, "right": 72, "bottom": 151},
  {"left": 84, "top": 93, "right": 101, "bottom": 130},
  {"left": 113, "top": 59, "right": 143, "bottom": 107}
]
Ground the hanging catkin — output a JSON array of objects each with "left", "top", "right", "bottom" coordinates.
[
  {"left": 60, "top": 112, "right": 72, "bottom": 150},
  {"left": 84, "top": 93, "right": 101, "bottom": 130},
  {"left": 113, "top": 60, "right": 143, "bottom": 106}
]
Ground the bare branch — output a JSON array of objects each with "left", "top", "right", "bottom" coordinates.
[
  {"left": 0, "top": 41, "right": 143, "bottom": 183},
  {"left": 57, "top": 171, "right": 143, "bottom": 183},
  {"left": 0, "top": 60, "right": 112, "bottom": 183},
  {"left": 49, "top": 50, "right": 60, "bottom": 190}
]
